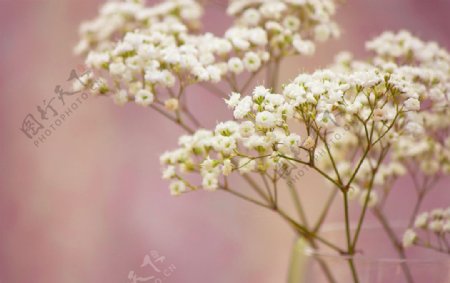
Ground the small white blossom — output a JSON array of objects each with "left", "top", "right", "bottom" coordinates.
[
  {"left": 113, "top": 90, "right": 129, "bottom": 106},
  {"left": 414, "top": 212, "right": 429, "bottom": 229},
  {"left": 222, "top": 159, "right": 234, "bottom": 176},
  {"left": 225, "top": 92, "right": 241, "bottom": 108},
  {"left": 162, "top": 166, "right": 176, "bottom": 179},
  {"left": 429, "top": 220, "right": 444, "bottom": 233},
  {"left": 404, "top": 98, "right": 421, "bottom": 111},
  {"left": 255, "top": 111, "right": 277, "bottom": 128},
  {"left": 202, "top": 173, "right": 219, "bottom": 191},
  {"left": 228, "top": 57, "right": 244, "bottom": 74},
  {"left": 165, "top": 98, "right": 179, "bottom": 111},
  {"left": 169, "top": 181, "right": 186, "bottom": 196},
  {"left": 239, "top": 121, "right": 255, "bottom": 138},
  {"left": 243, "top": 52, "right": 261, "bottom": 72},
  {"left": 135, "top": 89, "right": 154, "bottom": 107},
  {"left": 402, "top": 229, "right": 417, "bottom": 248}
]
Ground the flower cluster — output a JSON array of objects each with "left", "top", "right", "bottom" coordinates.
[
  {"left": 76, "top": 0, "right": 339, "bottom": 110},
  {"left": 227, "top": 0, "right": 340, "bottom": 57},
  {"left": 160, "top": 64, "right": 429, "bottom": 196},
  {"left": 365, "top": 30, "right": 450, "bottom": 71},
  {"left": 75, "top": 0, "right": 203, "bottom": 55},
  {"left": 403, "top": 207, "right": 450, "bottom": 253},
  {"left": 75, "top": 0, "right": 450, "bottom": 270},
  {"left": 329, "top": 32, "right": 450, "bottom": 208}
]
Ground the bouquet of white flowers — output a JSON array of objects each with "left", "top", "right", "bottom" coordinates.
[{"left": 75, "top": 1, "right": 450, "bottom": 282}]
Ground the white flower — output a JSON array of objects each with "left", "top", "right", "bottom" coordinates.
[
  {"left": 222, "top": 159, "right": 234, "bottom": 176},
  {"left": 443, "top": 221, "right": 450, "bottom": 233},
  {"left": 215, "top": 121, "right": 239, "bottom": 137},
  {"left": 414, "top": 212, "right": 429, "bottom": 229},
  {"left": 404, "top": 122, "right": 424, "bottom": 135},
  {"left": 216, "top": 39, "right": 232, "bottom": 55},
  {"left": 161, "top": 70, "right": 176, "bottom": 87},
  {"left": 402, "top": 229, "right": 417, "bottom": 248},
  {"left": 162, "top": 166, "right": 176, "bottom": 179},
  {"left": 316, "top": 111, "right": 337, "bottom": 128},
  {"left": 113, "top": 90, "right": 129, "bottom": 106},
  {"left": 314, "top": 24, "right": 331, "bottom": 42},
  {"left": 241, "top": 8, "right": 260, "bottom": 26},
  {"left": 239, "top": 121, "right": 255, "bottom": 138},
  {"left": 169, "top": 181, "right": 186, "bottom": 196},
  {"left": 255, "top": 111, "right": 277, "bottom": 128},
  {"left": 86, "top": 52, "right": 110, "bottom": 69},
  {"left": 225, "top": 92, "right": 241, "bottom": 108},
  {"left": 243, "top": 52, "right": 261, "bottom": 72},
  {"left": 431, "top": 208, "right": 445, "bottom": 218},
  {"left": 234, "top": 96, "right": 253, "bottom": 119},
  {"left": 165, "top": 98, "right": 179, "bottom": 111},
  {"left": 302, "top": 136, "right": 315, "bottom": 150},
  {"left": 214, "top": 136, "right": 237, "bottom": 155},
  {"left": 135, "top": 89, "right": 154, "bottom": 107},
  {"left": 202, "top": 173, "right": 219, "bottom": 191},
  {"left": 109, "top": 62, "right": 126, "bottom": 76},
  {"left": 283, "top": 15, "right": 300, "bottom": 31},
  {"left": 228, "top": 57, "right": 244, "bottom": 74},
  {"left": 293, "top": 36, "right": 315, "bottom": 55},
  {"left": 231, "top": 37, "right": 250, "bottom": 50},
  {"left": 429, "top": 220, "right": 444, "bottom": 232},
  {"left": 248, "top": 28, "right": 268, "bottom": 46},
  {"left": 113, "top": 41, "right": 134, "bottom": 56},
  {"left": 253, "top": 86, "right": 271, "bottom": 100},
  {"left": 284, "top": 133, "right": 302, "bottom": 148},
  {"left": 206, "top": 66, "right": 221, "bottom": 83},
  {"left": 404, "top": 98, "right": 420, "bottom": 111}
]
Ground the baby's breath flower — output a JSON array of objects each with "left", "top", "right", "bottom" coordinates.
[
  {"left": 162, "top": 166, "right": 176, "bottom": 180},
  {"left": 222, "top": 159, "right": 234, "bottom": 176},
  {"left": 169, "top": 180, "right": 186, "bottom": 196},
  {"left": 404, "top": 98, "right": 421, "bottom": 111},
  {"left": 303, "top": 136, "right": 316, "bottom": 150},
  {"left": 243, "top": 51, "right": 262, "bottom": 72},
  {"left": 255, "top": 111, "right": 277, "bottom": 128},
  {"left": 113, "top": 90, "right": 129, "bottom": 106},
  {"left": 414, "top": 212, "right": 429, "bottom": 229},
  {"left": 228, "top": 57, "right": 245, "bottom": 74},
  {"left": 225, "top": 92, "right": 241, "bottom": 108},
  {"left": 402, "top": 229, "right": 417, "bottom": 248},
  {"left": 165, "top": 98, "right": 179, "bottom": 111},
  {"left": 429, "top": 220, "right": 444, "bottom": 233},
  {"left": 135, "top": 89, "right": 154, "bottom": 107}
]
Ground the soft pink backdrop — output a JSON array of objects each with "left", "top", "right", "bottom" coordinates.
[{"left": 1, "top": 1, "right": 449, "bottom": 282}]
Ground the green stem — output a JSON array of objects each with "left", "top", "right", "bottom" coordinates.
[
  {"left": 373, "top": 207, "right": 415, "bottom": 283},
  {"left": 344, "top": 192, "right": 360, "bottom": 283},
  {"left": 313, "top": 187, "right": 339, "bottom": 233},
  {"left": 287, "top": 176, "right": 309, "bottom": 227}
]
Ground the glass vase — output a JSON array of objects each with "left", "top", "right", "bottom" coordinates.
[{"left": 288, "top": 224, "right": 450, "bottom": 283}]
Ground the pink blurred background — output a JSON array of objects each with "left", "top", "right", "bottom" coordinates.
[{"left": 1, "top": 0, "right": 449, "bottom": 282}]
